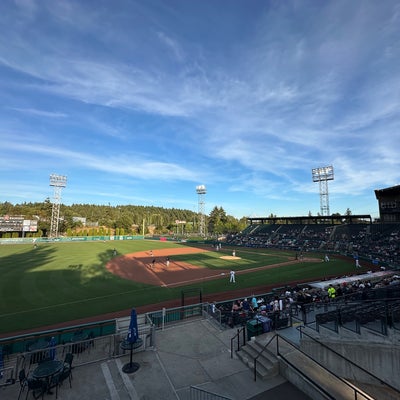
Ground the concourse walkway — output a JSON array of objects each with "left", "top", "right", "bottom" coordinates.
[{"left": 1, "top": 319, "right": 310, "bottom": 400}]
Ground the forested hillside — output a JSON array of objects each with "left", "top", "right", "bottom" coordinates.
[{"left": 0, "top": 201, "right": 247, "bottom": 238}]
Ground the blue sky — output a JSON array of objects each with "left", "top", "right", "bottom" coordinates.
[{"left": 1, "top": 0, "right": 399, "bottom": 219}]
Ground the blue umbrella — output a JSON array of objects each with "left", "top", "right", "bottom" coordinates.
[
  {"left": 122, "top": 308, "right": 140, "bottom": 373},
  {"left": 127, "top": 308, "right": 139, "bottom": 344},
  {"left": 49, "top": 337, "right": 57, "bottom": 360}
]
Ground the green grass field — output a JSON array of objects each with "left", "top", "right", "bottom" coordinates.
[{"left": 0, "top": 240, "right": 357, "bottom": 335}]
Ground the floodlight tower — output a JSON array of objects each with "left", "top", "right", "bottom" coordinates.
[
  {"left": 312, "top": 166, "right": 334, "bottom": 216},
  {"left": 196, "top": 185, "right": 207, "bottom": 237},
  {"left": 49, "top": 174, "right": 67, "bottom": 238}
]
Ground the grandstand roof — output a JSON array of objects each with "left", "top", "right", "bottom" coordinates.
[
  {"left": 247, "top": 215, "right": 372, "bottom": 225},
  {"left": 374, "top": 184, "right": 400, "bottom": 198},
  {"left": 307, "top": 270, "right": 394, "bottom": 289}
]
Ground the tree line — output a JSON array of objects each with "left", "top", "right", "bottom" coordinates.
[{"left": 0, "top": 200, "right": 248, "bottom": 238}]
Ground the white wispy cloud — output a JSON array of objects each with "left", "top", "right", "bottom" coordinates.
[
  {"left": 157, "top": 31, "right": 185, "bottom": 62},
  {"left": 0, "top": 0, "right": 399, "bottom": 217},
  {"left": 0, "top": 137, "right": 200, "bottom": 181},
  {"left": 8, "top": 107, "right": 67, "bottom": 118}
]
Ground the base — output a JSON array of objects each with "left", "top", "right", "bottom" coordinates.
[{"left": 122, "top": 362, "right": 140, "bottom": 374}]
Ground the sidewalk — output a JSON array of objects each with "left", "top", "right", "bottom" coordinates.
[{"left": 1, "top": 319, "right": 310, "bottom": 400}]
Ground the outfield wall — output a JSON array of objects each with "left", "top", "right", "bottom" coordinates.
[{"left": 0, "top": 235, "right": 145, "bottom": 244}]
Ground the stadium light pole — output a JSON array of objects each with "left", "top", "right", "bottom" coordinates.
[
  {"left": 49, "top": 174, "right": 67, "bottom": 238},
  {"left": 196, "top": 185, "right": 207, "bottom": 237},
  {"left": 312, "top": 166, "right": 334, "bottom": 217}
]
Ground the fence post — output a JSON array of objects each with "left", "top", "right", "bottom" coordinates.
[{"left": 150, "top": 324, "right": 156, "bottom": 348}]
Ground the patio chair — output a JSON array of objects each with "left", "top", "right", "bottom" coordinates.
[
  {"left": 25, "top": 377, "right": 46, "bottom": 400},
  {"left": 18, "top": 369, "right": 46, "bottom": 400},
  {"left": 47, "top": 364, "right": 72, "bottom": 400},
  {"left": 17, "top": 369, "right": 28, "bottom": 400},
  {"left": 61, "top": 364, "right": 72, "bottom": 387},
  {"left": 63, "top": 353, "right": 74, "bottom": 380}
]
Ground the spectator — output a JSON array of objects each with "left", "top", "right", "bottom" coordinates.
[
  {"left": 327, "top": 284, "right": 336, "bottom": 300},
  {"left": 251, "top": 295, "right": 258, "bottom": 311}
]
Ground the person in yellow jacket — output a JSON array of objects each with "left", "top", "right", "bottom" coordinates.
[{"left": 327, "top": 284, "right": 336, "bottom": 300}]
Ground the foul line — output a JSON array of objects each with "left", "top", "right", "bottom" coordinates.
[{"left": 162, "top": 272, "right": 228, "bottom": 288}]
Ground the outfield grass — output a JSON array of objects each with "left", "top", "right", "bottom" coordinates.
[{"left": 0, "top": 240, "right": 357, "bottom": 334}]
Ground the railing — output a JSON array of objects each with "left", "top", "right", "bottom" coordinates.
[
  {"left": 298, "top": 326, "right": 400, "bottom": 396},
  {"left": 190, "top": 386, "right": 233, "bottom": 400},
  {"left": 1, "top": 324, "right": 154, "bottom": 386},
  {"left": 306, "top": 299, "right": 400, "bottom": 336},
  {"left": 251, "top": 333, "right": 375, "bottom": 399},
  {"left": 146, "top": 303, "right": 203, "bottom": 329},
  {"left": 230, "top": 327, "right": 246, "bottom": 358},
  {"left": 0, "top": 365, "right": 15, "bottom": 387},
  {"left": 276, "top": 334, "right": 375, "bottom": 400},
  {"left": 295, "top": 296, "right": 400, "bottom": 336},
  {"left": 0, "top": 319, "right": 116, "bottom": 355},
  {"left": 202, "top": 303, "right": 222, "bottom": 328},
  {"left": 253, "top": 334, "right": 276, "bottom": 381}
]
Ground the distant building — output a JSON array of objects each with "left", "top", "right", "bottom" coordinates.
[
  {"left": 72, "top": 216, "right": 87, "bottom": 226},
  {"left": 375, "top": 185, "right": 400, "bottom": 223}
]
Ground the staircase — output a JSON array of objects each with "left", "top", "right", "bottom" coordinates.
[
  {"left": 235, "top": 331, "right": 386, "bottom": 399},
  {"left": 236, "top": 337, "right": 279, "bottom": 380}
]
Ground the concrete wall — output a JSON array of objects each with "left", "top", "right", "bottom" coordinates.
[
  {"left": 279, "top": 360, "right": 332, "bottom": 400},
  {"left": 300, "top": 326, "right": 400, "bottom": 392}
]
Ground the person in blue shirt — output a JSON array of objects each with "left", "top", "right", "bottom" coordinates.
[{"left": 251, "top": 295, "right": 258, "bottom": 311}]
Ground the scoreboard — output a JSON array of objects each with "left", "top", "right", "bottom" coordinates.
[{"left": 0, "top": 216, "right": 38, "bottom": 232}]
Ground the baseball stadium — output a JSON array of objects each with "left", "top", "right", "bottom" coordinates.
[{"left": 0, "top": 185, "right": 400, "bottom": 400}]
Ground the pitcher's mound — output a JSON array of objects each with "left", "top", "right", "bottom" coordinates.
[{"left": 220, "top": 256, "right": 241, "bottom": 260}]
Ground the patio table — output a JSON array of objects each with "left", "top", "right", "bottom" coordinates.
[{"left": 32, "top": 359, "right": 63, "bottom": 394}]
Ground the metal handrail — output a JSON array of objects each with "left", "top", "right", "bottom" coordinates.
[
  {"left": 253, "top": 334, "right": 277, "bottom": 381},
  {"left": 230, "top": 327, "right": 245, "bottom": 358},
  {"left": 146, "top": 302, "right": 203, "bottom": 329},
  {"left": 190, "top": 385, "right": 233, "bottom": 400},
  {"left": 298, "top": 325, "right": 400, "bottom": 395},
  {"left": 276, "top": 334, "right": 374, "bottom": 400},
  {"left": 250, "top": 332, "right": 375, "bottom": 399},
  {"left": 202, "top": 303, "right": 222, "bottom": 328}
]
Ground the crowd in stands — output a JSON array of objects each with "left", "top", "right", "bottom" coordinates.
[
  {"left": 214, "top": 294, "right": 291, "bottom": 332},
  {"left": 212, "top": 271, "right": 400, "bottom": 333},
  {"left": 219, "top": 222, "right": 400, "bottom": 335},
  {"left": 226, "top": 223, "right": 400, "bottom": 267}
]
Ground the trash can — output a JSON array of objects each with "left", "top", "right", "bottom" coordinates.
[{"left": 246, "top": 319, "right": 263, "bottom": 340}]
